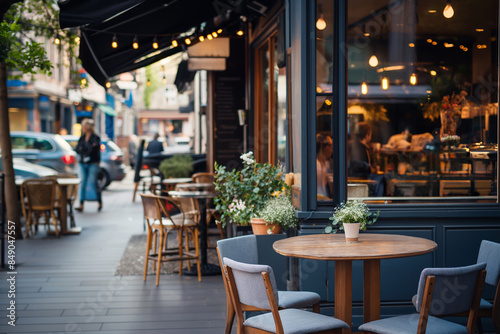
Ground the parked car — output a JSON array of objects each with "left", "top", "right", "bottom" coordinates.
[
  {"left": 9, "top": 131, "right": 78, "bottom": 174},
  {"left": 0, "top": 156, "right": 58, "bottom": 179},
  {"left": 62, "top": 136, "right": 127, "bottom": 189}
]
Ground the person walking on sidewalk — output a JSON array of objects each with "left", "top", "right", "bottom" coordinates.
[{"left": 75, "top": 119, "right": 102, "bottom": 212}]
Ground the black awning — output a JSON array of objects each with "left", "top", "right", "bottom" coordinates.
[{"left": 59, "top": 0, "right": 275, "bottom": 86}]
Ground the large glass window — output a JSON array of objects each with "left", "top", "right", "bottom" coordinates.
[{"left": 317, "top": 0, "right": 499, "bottom": 203}]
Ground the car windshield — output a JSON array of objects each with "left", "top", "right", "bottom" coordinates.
[{"left": 54, "top": 134, "right": 76, "bottom": 153}]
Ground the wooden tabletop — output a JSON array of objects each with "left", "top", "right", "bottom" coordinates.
[
  {"left": 168, "top": 190, "right": 216, "bottom": 199},
  {"left": 175, "top": 183, "right": 214, "bottom": 189},
  {"left": 273, "top": 233, "right": 437, "bottom": 261}
]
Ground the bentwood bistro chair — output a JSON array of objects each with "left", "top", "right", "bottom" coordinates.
[
  {"left": 139, "top": 193, "right": 201, "bottom": 285},
  {"left": 22, "top": 178, "right": 59, "bottom": 238},
  {"left": 223, "top": 257, "right": 349, "bottom": 334}
]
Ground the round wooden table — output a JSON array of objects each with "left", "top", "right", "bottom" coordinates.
[{"left": 273, "top": 233, "right": 437, "bottom": 334}]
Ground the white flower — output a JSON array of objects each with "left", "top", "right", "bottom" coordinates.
[
  {"left": 228, "top": 199, "right": 246, "bottom": 212},
  {"left": 240, "top": 151, "right": 255, "bottom": 165}
]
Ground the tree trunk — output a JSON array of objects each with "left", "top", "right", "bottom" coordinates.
[{"left": 0, "top": 61, "right": 22, "bottom": 238}]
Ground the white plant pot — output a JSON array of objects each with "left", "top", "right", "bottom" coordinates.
[{"left": 343, "top": 222, "right": 361, "bottom": 242}]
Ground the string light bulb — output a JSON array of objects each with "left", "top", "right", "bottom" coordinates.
[
  {"left": 410, "top": 73, "right": 417, "bottom": 85},
  {"left": 237, "top": 29, "right": 244, "bottom": 36},
  {"left": 172, "top": 39, "right": 178, "bottom": 47},
  {"left": 316, "top": 4, "right": 326, "bottom": 30},
  {"left": 207, "top": 34, "right": 213, "bottom": 40},
  {"left": 162, "top": 76, "right": 167, "bottom": 84},
  {"left": 199, "top": 35, "right": 205, "bottom": 42},
  {"left": 443, "top": 0, "right": 454, "bottom": 18},
  {"left": 217, "top": 29, "right": 223, "bottom": 34},
  {"left": 132, "top": 35, "right": 139, "bottom": 49},
  {"left": 185, "top": 38, "right": 191, "bottom": 45},
  {"left": 368, "top": 55, "right": 379, "bottom": 67},
  {"left": 212, "top": 32, "right": 218, "bottom": 38},
  {"left": 381, "top": 77, "right": 389, "bottom": 90},
  {"left": 54, "top": 35, "right": 61, "bottom": 45},
  {"left": 152, "top": 36, "right": 158, "bottom": 49},
  {"left": 111, "top": 34, "right": 118, "bottom": 48},
  {"left": 361, "top": 82, "right": 368, "bottom": 95},
  {"left": 105, "top": 82, "right": 111, "bottom": 89},
  {"left": 146, "top": 79, "right": 151, "bottom": 87}
]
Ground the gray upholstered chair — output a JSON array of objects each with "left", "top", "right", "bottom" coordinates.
[
  {"left": 475, "top": 240, "right": 500, "bottom": 334},
  {"left": 223, "top": 257, "right": 349, "bottom": 334},
  {"left": 217, "top": 235, "right": 321, "bottom": 334},
  {"left": 359, "top": 263, "right": 487, "bottom": 334},
  {"left": 410, "top": 240, "right": 500, "bottom": 334}
]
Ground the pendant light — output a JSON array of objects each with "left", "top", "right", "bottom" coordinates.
[
  {"left": 369, "top": 55, "right": 379, "bottom": 67},
  {"left": 111, "top": 34, "right": 118, "bottom": 48},
  {"left": 132, "top": 35, "right": 139, "bottom": 49},
  {"left": 381, "top": 77, "right": 389, "bottom": 90},
  {"left": 316, "top": 4, "right": 326, "bottom": 30},
  {"left": 410, "top": 73, "right": 417, "bottom": 85},
  {"left": 152, "top": 36, "right": 159, "bottom": 49},
  {"left": 361, "top": 82, "right": 368, "bottom": 95},
  {"left": 443, "top": 0, "right": 454, "bottom": 18}
]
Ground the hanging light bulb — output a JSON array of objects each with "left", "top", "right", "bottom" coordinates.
[
  {"left": 316, "top": 4, "right": 326, "bottom": 30},
  {"left": 146, "top": 79, "right": 151, "bottom": 87},
  {"left": 152, "top": 36, "right": 159, "bottom": 49},
  {"left": 207, "top": 34, "right": 213, "bottom": 40},
  {"left": 199, "top": 35, "right": 205, "bottom": 42},
  {"left": 105, "top": 82, "right": 111, "bottom": 89},
  {"left": 212, "top": 32, "right": 218, "bottom": 38},
  {"left": 361, "top": 82, "right": 368, "bottom": 95},
  {"left": 185, "top": 37, "right": 191, "bottom": 45},
  {"left": 236, "top": 29, "right": 244, "bottom": 36},
  {"left": 316, "top": 15, "right": 326, "bottom": 30},
  {"left": 111, "top": 34, "right": 118, "bottom": 48},
  {"left": 54, "top": 35, "right": 61, "bottom": 45},
  {"left": 410, "top": 73, "right": 417, "bottom": 85},
  {"left": 368, "top": 55, "right": 379, "bottom": 67},
  {"left": 172, "top": 39, "right": 178, "bottom": 47},
  {"left": 217, "top": 29, "right": 223, "bottom": 34},
  {"left": 381, "top": 77, "right": 389, "bottom": 90},
  {"left": 162, "top": 75, "right": 167, "bottom": 84},
  {"left": 443, "top": 0, "right": 454, "bottom": 18},
  {"left": 132, "top": 35, "right": 139, "bottom": 49}
]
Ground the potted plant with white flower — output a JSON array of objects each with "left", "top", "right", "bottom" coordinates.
[
  {"left": 256, "top": 193, "right": 298, "bottom": 235},
  {"left": 324, "top": 199, "right": 379, "bottom": 242},
  {"left": 214, "top": 152, "right": 288, "bottom": 229}
]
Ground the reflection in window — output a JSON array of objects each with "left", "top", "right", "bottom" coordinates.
[{"left": 343, "top": 0, "right": 498, "bottom": 202}]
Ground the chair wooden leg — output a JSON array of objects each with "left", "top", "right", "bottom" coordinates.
[
  {"left": 184, "top": 228, "right": 192, "bottom": 271},
  {"left": 156, "top": 229, "right": 164, "bottom": 286},
  {"left": 25, "top": 212, "right": 32, "bottom": 239},
  {"left": 194, "top": 227, "right": 201, "bottom": 282},
  {"left": 51, "top": 211, "right": 59, "bottom": 237},
  {"left": 178, "top": 228, "right": 184, "bottom": 276},
  {"left": 144, "top": 228, "right": 153, "bottom": 281},
  {"left": 225, "top": 297, "right": 235, "bottom": 334},
  {"left": 313, "top": 302, "right": 320, "bottom": 313},
  {"left": 132, "top": 182, "right": 139, "bottom": 202}
]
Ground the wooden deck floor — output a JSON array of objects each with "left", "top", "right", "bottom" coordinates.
[{"left": 0, "top": 172, "right": 229, "bottom": 333}]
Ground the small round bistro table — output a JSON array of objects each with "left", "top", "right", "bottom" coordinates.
[
  {"left": 273, "top": 233, "right": 437, "bottom": 334},
  {"left": 168, "top": 190, "right": 220, "bottom": 275},
  {"left": 161, "top": 177, "right": 192, "bottom": 191}
]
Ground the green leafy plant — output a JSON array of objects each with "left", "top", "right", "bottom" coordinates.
[
  {"left": 260, "top": 194, "right": 298, "bottom": 230},
  {"left": 159, "top": 154, "right": 193, "bottom": 178},
  {"left": 214, "top": 151, "right": 288, "bottom": 227},
  {"left": 324, "top": 199, "right": 379, "bottom": 234}
]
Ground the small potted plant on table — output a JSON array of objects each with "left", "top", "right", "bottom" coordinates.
[{"left": 324, "top": 199, "right": 379, "bottom": 242}]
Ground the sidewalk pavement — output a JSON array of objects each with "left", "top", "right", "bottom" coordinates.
[{"left": 0, "top": 170, "right": 229, "bottom": 333}]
